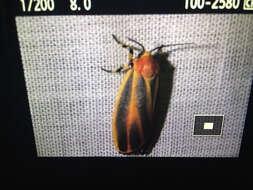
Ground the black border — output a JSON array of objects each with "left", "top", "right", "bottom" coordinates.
[
  {"left": 3, "top": 0, "right": 253, "bottom": 183},
  {"left": 7, "top": 0, "right": 253, "bottom": 15}
]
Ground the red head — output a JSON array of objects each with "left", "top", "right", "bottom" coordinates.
[{"left": 133, "top": 52, "right": 159, "bottom": 78}]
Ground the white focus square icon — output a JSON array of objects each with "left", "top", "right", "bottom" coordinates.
[
  {"left": 193, "top": 115, "right": 224, "bottom": 136},
  {"left": 203, "top": 122, "right": 214, "bottom": 130}
]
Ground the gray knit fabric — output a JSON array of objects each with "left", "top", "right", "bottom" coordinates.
[{"left": 15, "top": 15, "right": 253, "bottom": 157}]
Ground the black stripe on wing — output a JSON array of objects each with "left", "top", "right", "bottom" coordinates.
[{"left": 115, "top": 71, "right": 133, "bottom": 152}]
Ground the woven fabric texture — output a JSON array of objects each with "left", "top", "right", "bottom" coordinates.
[{"left": 16, "top": 15, "right": 253, "bottom": 157}]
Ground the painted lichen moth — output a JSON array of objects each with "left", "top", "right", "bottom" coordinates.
[{"left": 102, "top": 35, "right": 194, "bottom": 154}]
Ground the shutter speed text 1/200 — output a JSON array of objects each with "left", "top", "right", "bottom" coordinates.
[{"left": 19, "top": 0, "right": 91, "bottom": 12}]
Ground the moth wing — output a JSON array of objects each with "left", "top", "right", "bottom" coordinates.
[{"left": 112, "top": 70, "right": 159, "bottom": 154}]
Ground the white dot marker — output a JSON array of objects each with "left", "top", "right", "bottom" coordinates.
[{"left": 203, "top": 122, "right": 214, "bottom": 130}]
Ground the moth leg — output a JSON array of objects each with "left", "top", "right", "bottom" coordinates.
[
  {"left": 112, "top": 34, "right": 142, "bottom": 52},
  {"left": 101, "top": 39, "right": 134, "bottom": 73},
  {"left": 101, "top": 50, "right": 133, "bottom": 73},
  {"left": 101, "top": 63, "right": 132, "bottom": 73},
  {"left": 128, "top": 48, "right": 134, "bottom": 63},
  {"left": 101, "top": 35, "right": 137, "bottom": 73},
  {"left": 112, "top": 35, "right": 135, "bottom": 63}
]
